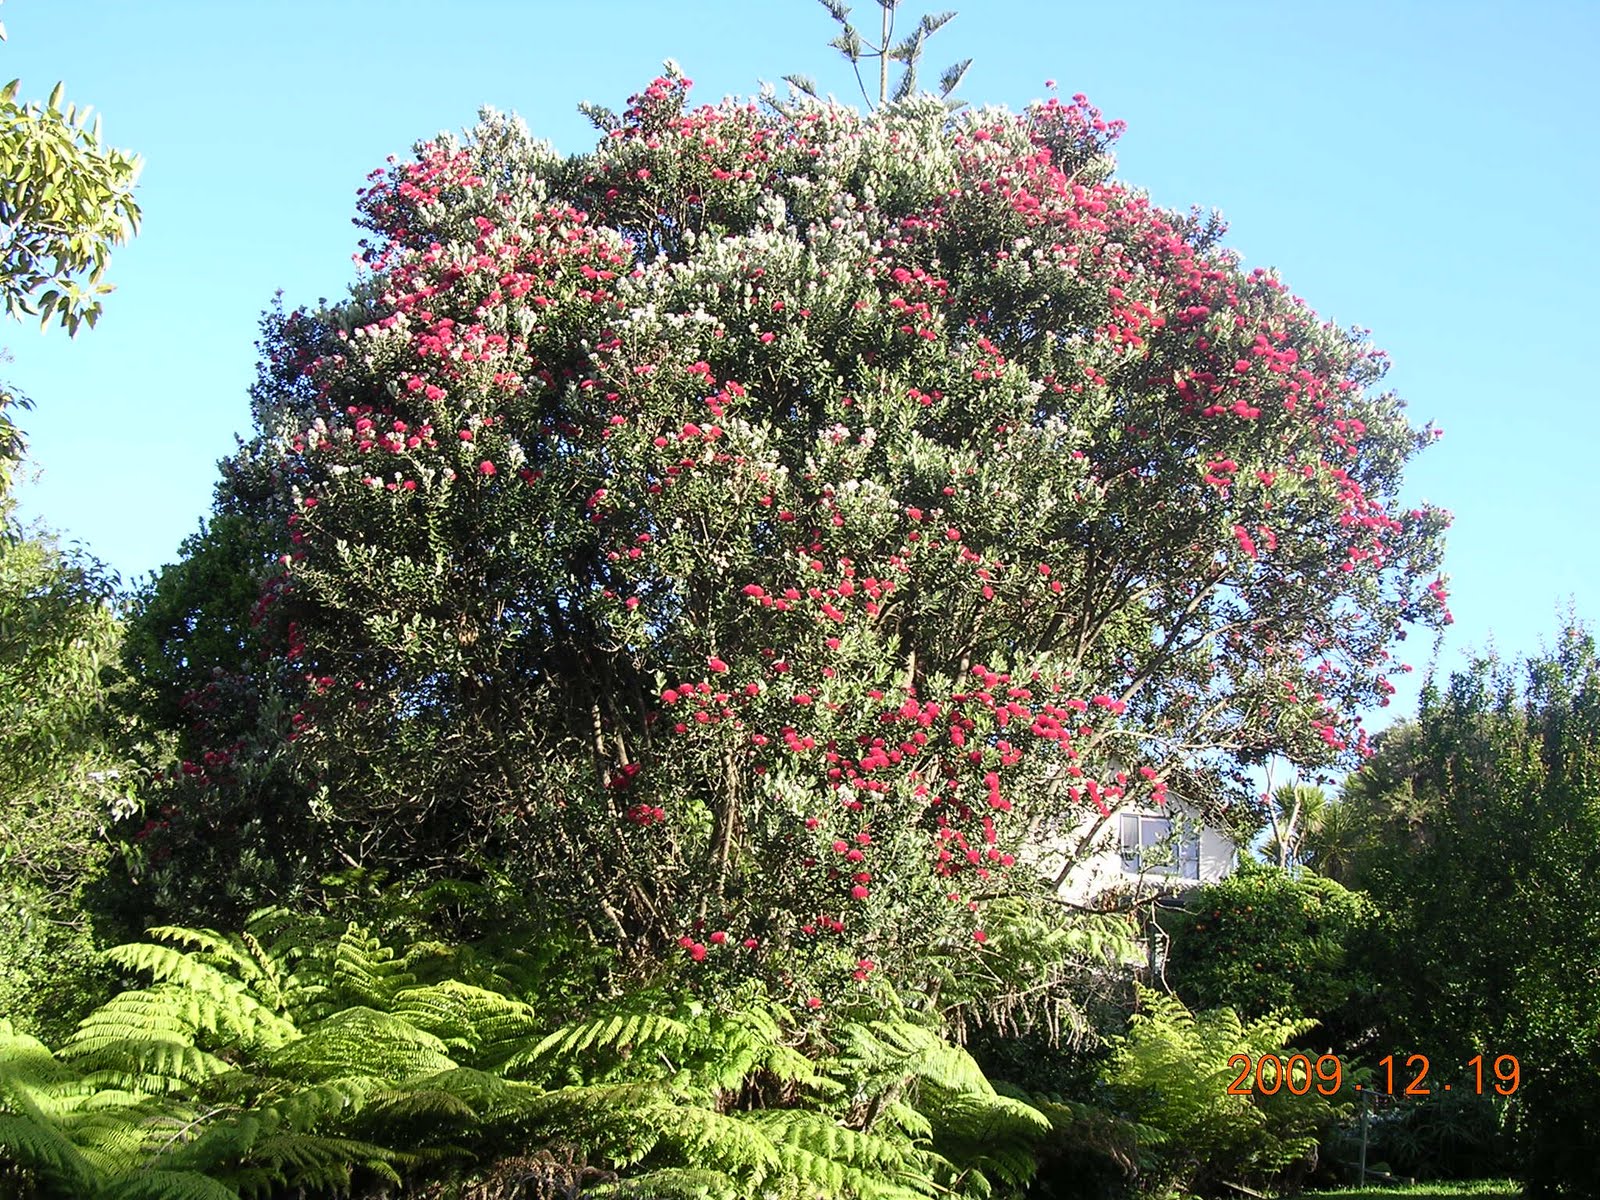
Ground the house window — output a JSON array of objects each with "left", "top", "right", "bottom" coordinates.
[{"left": 1119, "top": 813, "right": 1200, "bottom": 880}]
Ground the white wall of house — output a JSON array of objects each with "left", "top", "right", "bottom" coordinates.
[{"left": 1046, "top": 800, "right": 1238, "bottom": 905}]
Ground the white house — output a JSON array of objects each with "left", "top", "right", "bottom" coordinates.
[{"left": 1046, "top": 797, "right": 1239, "bottom": 906}]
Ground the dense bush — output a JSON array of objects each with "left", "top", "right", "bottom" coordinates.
[
  {"left": 1159, "top": 863, "right": 1377, "bottom": 1046},
  {"left": 0, "top": 505, "right": 142, "bottom": 1043}
]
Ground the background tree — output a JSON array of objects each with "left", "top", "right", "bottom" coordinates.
[
  {"left": 786, "top": 0, "right": 971, "bottom": 110},
  {"left": 1262, "top": 781, "right": 1329, "bottom": 869},
  {"left": 0, "top": 0, "right": 147, "bottom": 1042},
  {"left": 1293, "top": 792, "right": 1364, "bottom": 883},
  {"left": 1350, "top": 628, "right": 1600, "bottom": 1197},
  {"left": 0, "top": 63, "right": 141, "bottom": 333}
]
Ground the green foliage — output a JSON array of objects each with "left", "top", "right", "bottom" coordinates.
[
  {"left": 1099, "top": 989, "right": 1346, "bottom": 1195},
  {"left": 0, "top": 16, "right": 147, "bottom": 1046},
  {"left": 1160, "top": 863, "right": 1377, "bottom": 1038},
  {"left": 0, "top": 915, "right": 1050, "bottom": 1198},
  {"left": 0, "top": 71, "right": 141, "bottom": 335},
  {"left": 0, "top": 20, "right": 141, "bottom": 491},
  {"left": 1305, "top": 1183, "right": 1520, "bottom": 1200},
  {"left": 119, "top": 514, "right": 279, "bottom": 735},
  {"left": 0, "top": 504, "right": 141, "bottom": 1043},
  {"left": 1349, "top": 627, "right": 1600, "bottom": 1197}
]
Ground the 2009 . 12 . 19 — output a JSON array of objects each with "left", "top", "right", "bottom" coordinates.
[{"left": 1224, "top": 1053, "right": 1520, "bottom": 1097}]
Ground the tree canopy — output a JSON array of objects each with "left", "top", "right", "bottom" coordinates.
[{"left": 132, "top": 68, "right": 1450, "bottom": 1008}]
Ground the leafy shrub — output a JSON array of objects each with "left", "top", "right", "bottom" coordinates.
[
  {"left": 1159, "top": 863, "right": 1378, "bottom": 1046},
  {"left": 1350, "top": 630, "right": 1600, "bottom": 1196},
  {"left": 1320, "top": 1088, "right": 1512, "bottom": 1184}
]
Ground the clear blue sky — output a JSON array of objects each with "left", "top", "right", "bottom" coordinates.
[{"left": 4, "top": 1, "right": 1596, "bottom": 726}]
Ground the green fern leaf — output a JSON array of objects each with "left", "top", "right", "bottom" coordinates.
[
  {"left": 267, "top": 1006, "right": 456, "bottom": 1082},
  {"left": 658, "top": 1104, "right": 781, "bottom": 1181},
  {"left": 591, "top": 1165, "right": 740, "bottom": 1199},
  {"left": 0, "top": 1111, "right": 104, "bottom": 1195},
  {"left": 102, "top": 1167, "right": 241, "bottom": 1199},
  {"left": 506, "top": 1011, "right": 687, "bottom": 1076}
]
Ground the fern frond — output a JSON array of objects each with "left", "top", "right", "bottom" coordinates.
[
  {"left": 930, "top": 1089, "right": 1049, "bottom": 1140},
  {"left": 746, "top": 1109, "right": 917, "bottom": 1175},
  {"left": 769, "top": 1138, "right": 934, "bottom": 1200},
  {"left": 231, "top": 1129, "right": 397, "bottom": 1185},
  {"left": 656, "top": 1104, "right": 781, "bottom": 1183},
  {"left": 102, "top": 1167, "right": 241, "bottom": 1200},
  {"left": 519, "top": 1082, "right": 676, "bottom": 1166},
  {"left": 840, "top": 1020, "right": 995, "bottom": 1097},
  {"left": 257, "top": 1075, "right": 383, "bottom": 1129},
  {"left": 73, "top": 1039, "right": 234, "bottom": 1095},
  {"left": 363, "top": 1081, "right": 478, "bottom": 1124},
  {"left": 921, "top": 1090, "right": 1046, "bottom": 1190},
  {"left": 506, "top": 1010, "right": 687, "bottom": 1078},
  {"left": 680, "top": 1002, "right": 797, "bottom": 1096},
  {"left": 380, "top": 1067, "right": 546, "bottom": 1136},
  {"left": 0, "top": 1022, "right": 94, "bottom": 1120},
  {"left": 267, "top": 1007, "right": 456, "bottom": 1082},
  {"left": 142, "top": 925, "right": 285, "bottom": 1002},
  {"left": 592, "top": 1165, "right": 740, "bottom": 1200},
  {"left": 329, "top": 925, "right": 415, "bottom": 1008},
  {"left": 874, "top": 1099, "right": 933, "bottom": 1142},
  {"left": 0, "top": 1111, "right": 104, "bottom": 1195},
  {"left": 389, "top": 980, "right": 540, "bottom": 1060},
  {"left": 97, "top": 947, "right": 299, "bottom": 1049}
]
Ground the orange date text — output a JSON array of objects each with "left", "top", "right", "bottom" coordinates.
[{"left": 1224, "top": 1053, "right": 1520, "bottom": 1097}]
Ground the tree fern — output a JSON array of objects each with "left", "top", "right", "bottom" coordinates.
[
  {"left": 748, "top": 1107, "right": 932, "bottom": 1179},
  {"left": 389, "top": 979, "right": 541, "bottom": 1061},
  {"left": 3, "top": 918, "right": 1053, "bottom": 1199},
  {"left": 653, "top": 1105, "right": 782, "bottom": 1185},
  {"left": 0, "top": 1111, "right": 103, "bottom": 1197},
  {"left": 327, "top": 923, "right": 417, "bottom": 1010},
  {"left": 1098, "top": 987, "right": 1345, "bottom": 1192},
  {"left": 70, "top": 1039, "right": 234, "bottom": 1097},
  {"left": 764, "top": 1137, "right": 935, "bottom": 1200},
  {"left": 680, "top": 995, "right": 825, "bottom": 1100},
  {"left": 100, "top": 1169, "right": 240, "bottom": 1200}
]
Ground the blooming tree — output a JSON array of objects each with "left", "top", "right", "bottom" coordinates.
[{"left": 153, "top": 69, "right": 1449, "bottom": 999}]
